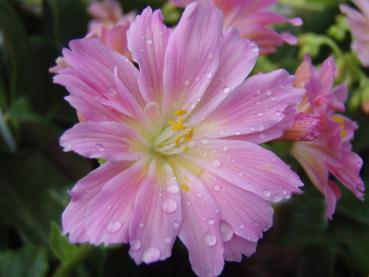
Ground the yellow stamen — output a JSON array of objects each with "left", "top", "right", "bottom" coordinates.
[
  {"left": 180, "top": 184, "right": 190, "bottom": 191},
  {"left": 169, "top": 119, "right": 185, "bottom": 131},
  {"left": 183, "top": 145, "right": 189, "bottom": 153},
  {"left": 175, "top": 135, "right": 181, "bottom": 147},
  {"left": 176, "top": 109, "right": 188, "bottom": 116},
  {"left": 184, "top": 128, "right": 193, "bottom": 142},
  {"left": 332, "top": 115, "right": 347, "bottom": 138}
]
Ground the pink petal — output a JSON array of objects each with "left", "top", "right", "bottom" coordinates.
[
  {"left": 223, "top": 235, "right": 257, "bottom": 262},
  {"left": 127, "top": 8, "right": 170, "bottom": 103},
  {"left": 163, "top": 0, "right": 223, "bottom": 114},
  {"left": 60, "top": 121, "right": 144, "bottom": 161},
  {"left": 62, "top": 161, "right": 131, "bottom": 243},
  {"left": 61, "top": 38, "right": 145, "bottom": 107},
  {"left": 84, "top": 159, "right": 148, "bottom": 245},
  {"left": 198, "top": 69, "right": 302, "bottom": 141},
  {"left": 186, "top": 139, "right": 303, "bottom": 201},
  {"left": 128, "top": 162, "right": 182, "bottom": 264},
  {"left": 201, "top": 170, "right": 274, "bottom": 241},
  {"left": 177, "top": 167, "right": 225, "bottom": 277},
  {"left": 189, "top": 28, "right": 259, "bottom": 125}
]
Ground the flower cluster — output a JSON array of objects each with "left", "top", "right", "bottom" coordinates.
[{"left": 51, "top": 0, "right": 365, "bottom": 276}]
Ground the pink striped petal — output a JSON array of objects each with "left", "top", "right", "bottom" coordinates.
[
  {"left": 186, "top": 139, "right": 302, "bottom": 202},
  {"left": 201, "top": 170, "right": 274, "bottom": 241},
  {"left": 62, "top": 161, "right": 131, "bottom": 243},
  {"left": 127, "top": 8, "right": 170, "bottom": 103},
  {"left": 177, "top": 167, "right": 224, "bottom": 277},
  {"left": 189, "top": 28, "right": 259, "bottom": 125},
  {"left": 223, "top": 235, "right": 257, "bottom": 262},
  {"left": 163, "top": 0, "right": 222, "bottom": 114},
  {"left": 84, "top": 159, "right": 147, "bottom": 245},
  {"left": 198, "top": 69, "right": 302, "bottom": 141},
  {"left": 129, "top": 162, "right": 181, "bottom": 264},
  {"left": 60, "top": 121, "right": 143, "bottom": 161}
]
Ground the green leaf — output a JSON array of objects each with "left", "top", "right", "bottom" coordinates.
[
  {"left": 49, "top": 222, "right": 80, "bottom": 262},
  {"left": 0, "top": 245, "right": 48, "bottom": 277}
]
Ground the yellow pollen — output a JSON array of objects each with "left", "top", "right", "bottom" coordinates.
[
  {"left": 169, "top": 119, "right": 185, "bottom": 131},
  {"left": 175, "top": 135, "right": 182, "bottom": 147},
  {"left": 183, "top": 145, "right": 189, "bottom": 152},
  {"left": 184, "top": 128, "right": 193, "bottom": 142},
  {"left": 332, "top": 115, "right": 347, "bottom": 138},
  {"left": 180, "top": 184, "right": 190, "bottom": 191},
  {"left": 176, "top": 109, "right": 188, "bottom": 116}
]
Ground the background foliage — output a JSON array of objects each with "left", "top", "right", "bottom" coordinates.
[{"left": 0, "top": 0, "right": 368, "bottom": 276}]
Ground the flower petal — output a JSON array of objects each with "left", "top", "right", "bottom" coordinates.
[
  {"left": 62, "top": 161, "right": 131, "bottom": 243},
  {"left": 189, "top": 28, "right": 259, "bottom": 125},
  {"left": 186, "top": 139, "right": 303, "bottom": 202},
  {"left": 176, "top": 167, "right": 225, "bottom": 277},
  {"left": 201, "top": 170, "right": 274, "bottom": 242},
  {"left": 60, "top": 121, "right": 144, "bottom": 161},
  {"left": 163, "top": 0, "right": 223, "bottom": 114},
  {"left": 223, "top": 235, "right": 257, "bottom": 262},
  {"left": 84, "top": 159, "right": 147, "bottom": 245},
  {"left": 128, "top": 162, "right": 182, "bottom": 264},
  {"left": 127, "top": 7, "right": 170, "bottom": 103},
  {"left": 197, "top": 69, "right": 302, "bottom": 141}
]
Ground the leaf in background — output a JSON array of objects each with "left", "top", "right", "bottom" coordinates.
[
  {"left": 0, "top": 245, "right": 48, "bottom": 277},
  {"left": 0, "top": 152, "right": 68, "bottom": 244}
]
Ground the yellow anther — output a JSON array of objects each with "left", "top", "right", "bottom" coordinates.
[
  {"left": 180, "top": 184, "right": 190, "bottom": 191},
  {"left": 176, "top": 109, "right": 188, "bottom": 116},
  {"left": 169, "top": 119, "right": 185, "bottom": 131},
  {"left": 332, "top": 115, "right": 347, "bottom": 138},
  {"left": 184, "top": 128, "right": 193, "bottom": 142},
  {"left": 175, "top": 135, "right": 181, "bottom": 147}
]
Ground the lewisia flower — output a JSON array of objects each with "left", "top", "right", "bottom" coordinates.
[
  {"left": 55, "top": 1, "right": 304, "bottom": 276},
  {"left": 340, "top": 0, "right": 369, "bottom": 66},
  {"left": 87, "top": 0, "right": 135, "bottom": 57},
  {"left": 288, "top": 56, "right": 365, "bottom": 219},
  {"left": 171, "top": 0, "right": 302, "bottom": 54}
]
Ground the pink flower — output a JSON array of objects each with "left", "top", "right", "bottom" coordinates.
[
  {"left": 289, "top": 55, "right": 365, "bottom": 219},
  {"left": 171, "top": 0, "right": 302, "bottom": 54},
  {"left": 87, "top": 0, "right": 135, "bottom": 58},
  {"left": 340, "top": 0, "right": 369, "bottom": 66},
  {"left": 55, "top": 1, "right": 303, "bottom": 276}
]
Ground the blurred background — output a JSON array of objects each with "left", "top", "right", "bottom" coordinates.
[{"left": 0, "top": 0, "right": 368, "bottom": 276}]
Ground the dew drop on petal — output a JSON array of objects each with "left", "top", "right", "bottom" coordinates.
[
  {"left": 164, "top": 237, "right": 172, "bottom": 244},
  {"left": 184, "top": 79, "right": 190, "bottom": 86},
  {"left": 263, "top": 190, "right": 272, "bottom": 197},
  {"left": 146, "top": 38, "right": 153, "bottom": 45},
  {"left": 142, "top": 247, "right": 160, "bottom": 263},
  {"left": 223, "top": 87, "right": 231, "bottom": 95},
  {"left": 173, "top": 221, "right": 180, "bottom": 228},
  {"left": 273, "top": 195, "right": 282, "bottom": 202},
  {"left": 139, "top": 223, "right": 145, "bottom": 228},
  {"left": 208, "top": 218, "right": 215, "bottom": 225},
  {"left": 220, "top": 222, "right": 233, "bottom": 242},
  {"left": 162, "top": 199, "right": 177, "bottom": 213},
  {"left": 131, "top": 240, "right": 141, "bottom": 251},
  {"left": 204, "top": 232, "right": 217, "bottom": 246},
  {"left": 166, "top": 185, "right": 180, "bottom": 194},
  {"left": 213, "top": 185, "right": 221, "bottom": 192},
  {"left": 201, "top": 139, "right": 209, "bottom": 145},
  {"left": 222, "top": 146, "right": 228, "bottom": 152},
  {"left": 211, "top": 160, "right": 222, "bottom": 169},
  {"left": 106, "top": 221, "right": 122, "bottom": 233}
]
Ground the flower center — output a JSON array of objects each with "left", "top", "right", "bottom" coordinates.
[{"left": 153, "top": 109, "right": 194, "bottom": 156}]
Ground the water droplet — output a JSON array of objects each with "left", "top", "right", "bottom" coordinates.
[
  {"left": 164, "top": 237, "right": 172, "bottom": 244},
  {"left": 282, "top": 190, "right": 288, "bottom": 195},
  {"left": 213, "top": 185, "right": 221, "bottom": 192},
  {"left": 131, "top": 240, "right": 141, "bottom": 250},
  {"left": 211, "top": 160, "right": 222, "bottom": 169},
  {"left": 142, "top": 247, "right": 160, "bottom": 263},
  {"left": 162, "top": 199, "right": 177, "bottom": 213},
  {"left": 139, "top": 223, "right": 145, "bottom": 228},
  {"left": 238, "top": 172, "right": 243, "bottom": 177},
  {"left": 258, "top": 113, "right": 263, "bottom": 117},
  {"left": 215, "top": 208, "right": 220, "bottom": 213},
  {"left": 208, "top": 218, "right": 215, "bottom": 225},
  {"left": 173, "top": 221, "right": 180, "bottom": 228},
  {"left": 166, "top": 185, "right": 180, "bottom": 194},
  {"left": 201, "top": 139, "right": 209, "bottom": 145},
  {"left": 263, "top": 190, "right": 272, "bottom": 197},
  {"left": 239, "top": 224, "right": 245, "bottom": 229},
  {"left": 197, "top": 192, "right": 203, "bottom": 198},
  {"left": 271, "top": 97, "right": 276, "bottom": 101},
  {"left": 96, "top": 143, "right": 104, "bottom": 151},
  {"left": 204, "top": 232, "right": 217, "bottom": 246},
  {"left": 222, "top": 146, "right": 228, "bottom": 152},
  {"left": 186, "top": 200, "right": 192, "bottom": 205},
  {"left": 206, "top": 72, "right": 213, "bottom": 79},
  {"left": 195, "top": 77, "right": 200, "bottom": 82},
  {"left": 235, "top": 131, "right": 241, "bottom": 135},
  {"left": 146, "top": 39, "right": 153, "bottom": 45},
  {"left": 275, "top": 111, "right": 282, "bottom": 117},
  {"left": 106, "top": 221, "right": 122, "bottom": 233},
  {"left": 184, "top": 79, "right": 190, "bottom": 86},
  {"left": 223, "top": 87, "right": 231, "bottom": 95},
  {"left": 220, "top": 222, "right": 233, "bottom": 242},
  {"left": 273, "top": 195, "right": 282, "bottom": 202},
  {"left": 266, "top": 90, "right": 272, "bottom": 96}
]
